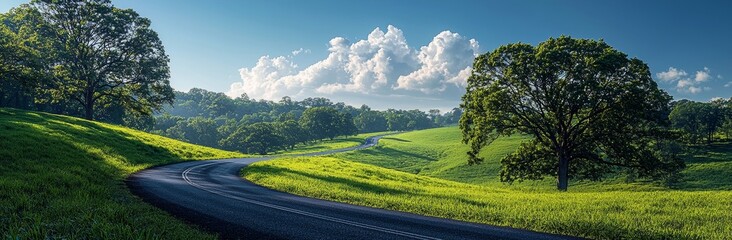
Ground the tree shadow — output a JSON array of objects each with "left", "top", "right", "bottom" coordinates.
[
  {"left": 683, "top": 143, "right": 732, "bottom": 164},
  {"left": 0, "top": 108, "right": 222, "bottom": 237},
  {"left": 382, "top": 137, "right": 411, "bottom": 143},
  {"left": 358, "top": 146, "right": 437, "bottom": 162},
  {"left": 1, "top": 108, "right": 202, "bottom": 170},
  {"left": 248, "top": 164, "right": 410, "bottom": 195}
]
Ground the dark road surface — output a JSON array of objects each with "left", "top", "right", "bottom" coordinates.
[{"left": 127, "top": 136, "right": 581, "bottom": 240}]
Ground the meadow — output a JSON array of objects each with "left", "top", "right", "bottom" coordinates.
[
  {"left": 0, "top": 108, "right": 245, "bottom": 238},
  {"left": 273, "top": 131, "right": 391, "bottom": 156},
  {"left": 243, "top": 127, "right": 732, "bottom": 239},
  {"left": 0, "top": 108, "right": 388, "bottom": 238}
]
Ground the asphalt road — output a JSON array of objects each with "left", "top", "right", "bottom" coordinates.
[{"left": 127, "top": 136, "right": 581, "bottom": 240}]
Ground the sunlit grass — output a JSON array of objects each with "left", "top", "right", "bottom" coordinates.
[
  {"left": 0, "top": 108, "right": 244, "bottom": 239},
  {"left": 274, "top": 131, "right": 391, "bottom": 156},
  {"left": 243, "top": 127, "right": 732, "bottom": 239}
]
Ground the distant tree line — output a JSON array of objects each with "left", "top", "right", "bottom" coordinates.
[
  {"left": 669, "top": 98, "right": 732, "bottom": 144},
  {"left": 147, "top": 89, "right": 462, "bottom": 154}
]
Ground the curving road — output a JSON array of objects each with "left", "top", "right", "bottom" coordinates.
[{"left": 126, "top": 136, "right": 580, "bottom": 240}]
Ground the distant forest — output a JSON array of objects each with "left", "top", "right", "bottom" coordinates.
[{"left": 146, "top": 89, "right": 462, "bottom": 154}]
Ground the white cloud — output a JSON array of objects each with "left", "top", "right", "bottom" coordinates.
[
  {"left": 291, "top": 48, "right": 311, "bottom": 56},
  {"left": 395, "top": 32, "right": 479, "bottom": 93},
  {"left": 677, "top": 79, "right": 693, "bottom": 88},
  {"left": 656, "top": 66, "right": 719, "bottom": 94},
  {"left": 688, "top": 86, "right": 702, "bottom": 94},
  {"left": 227, "top": 25, "right": 479, "bottom": 109},
  {"left": 695, "top": 67, "right": 711, "bottom": 82},
  {"left": 725, "top": 82, "right": 732, "bottom": 88},
  {"left": 656, "top": 67, "right": 687, "bottom": 82}
]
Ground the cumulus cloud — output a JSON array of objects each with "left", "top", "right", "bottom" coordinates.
[
  {"left": 227, "top": 25, "right": 479, "bottom": 109},
  {"left": 655, "top": 66, "right": 719, "bottom": 94},
  {"left": 695, "top": 67, "right": 711, "bottom": 82},
  {"left": 725, "top": 82, "right": 732, "bottom": 88},
  {"left": 656, "top": 67, "right": 687, "bottom": 82}
]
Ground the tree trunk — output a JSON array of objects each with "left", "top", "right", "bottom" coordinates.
[
  {"left": 557, "top": 153, "right": 569, "bottom": 191},
  {"left": 84, "top": 104, "right": 94, "bottom": 120},
  {"left": 83, "top": 88, "right": 95, "bottom": 120}
]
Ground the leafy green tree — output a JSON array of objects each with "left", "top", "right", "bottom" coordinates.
[
  {"left": 220, "top": 122, "right": 283, "bottom": 154},
  {"left": 440, "top": 108, "right": 463, "bottom": 126},
  {"left": 669, "top": 102, "right": 702, "bottom": 143},
  {"left": 275, "top": 120, "right": 305, "bottom": 150},
  {"left": 721, "top": 119, "right": 732, "bottom": 140},
  {"left": 337, "top": 113, "right": 358, "bottom": 137},
  {"left": 460, "top": 36, "right": 683, "bottom": 191},
  {"left": 385, "top": 110, "right": 409, "bottom": 131},
  {"left": 32, "top": 0, "right": 174, "bottom": 120},
  {"left": 300, "top": 107, "right": 341, "bottom": 140},
  {"left": 163, "top": 117, "right": 219, "bottom": 147},
  {"left": 428, "top": 109, "right": 442, "bottom": 125},
  {"left": 0, "top": 5, "right": 55, "bottom": 109},
  {"left": 300, "top": 97, "right": 333, "bottom": 108},
  {"left": 670, "top": 101, "right": 723, "bottom": 143},
  {"left": 355, "top": 111, "right": 388, "bottom": 133}
]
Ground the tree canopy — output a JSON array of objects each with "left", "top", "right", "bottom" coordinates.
[
  {"left": 460, "top": 36, "right": 684, "bottom": 191},
  {"left": 670, "top": 98, "right": 732, "bottom": 143},
  {"left": 0, "top": 0, "right": 173, "bottom": 120}
]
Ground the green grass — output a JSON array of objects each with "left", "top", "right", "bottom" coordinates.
[
  {"left": 274, "top": 131, "right": 391, "bottom": 156},
  {"left": 0, "top": 108, "right": 245, "bottom": 239},
  {"left": 243, "top": 126, "right": 732, "bottom": 239}
]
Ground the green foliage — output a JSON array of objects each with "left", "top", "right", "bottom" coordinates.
[
  {"left": 460, "top": 36, "right": 681, "bottom": 190},
  {"left": 1, "top": 0, "right": 174, "bottom": 120},
  {"left": 669, "top": 99, "right": 730, "bottom": 143},
  {"left": 149, "top": 88, "right": 448, "bottom": 154},
  {"left": 243, "top": 127, "right": 732, "bottom": 239},
  {"left": 300, "top": 107, "right": 346, "bottom": 140},
  {"left": 0, "top": 108, "right": 243, "bottom": 238},
  {"left": 0, "top": 5, "right": 58, "bottom": 111},
  {"left": 354, "top": 110, "right": 388, "bottom": 133},
  {"left": 220, "top": 122, "right": 282, "bottom": 154}
]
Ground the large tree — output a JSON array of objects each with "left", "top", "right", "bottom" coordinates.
[
  {"left": 355, "top": 111, "right": 388, "bottom": 133},
  {"left": 299, "top": 107, "right": 342, "bottom": 141},
  {"left": 460, "top": 36, "right": 684, "bottom": 191},
  {"left": 0, "top": 5, "right": 54, "bottom": 109},
  {"left": 33, "top": 0, "right": 173, "bottom": 120}
]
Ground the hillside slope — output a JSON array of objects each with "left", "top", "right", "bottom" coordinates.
[
  {"left": 243, "top": 127, "right": 732, "bottom": 239},
  {"left": 333, "top": 127, "right": 732, "bottom": 191},
  {"left": 0, "top": 108, "right": 243, "bottom": 238}
]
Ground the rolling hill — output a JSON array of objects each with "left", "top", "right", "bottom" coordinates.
[
  {"left": 243, "top": 126, "right": 732, "bottom": 239},
  {"left": 0, "top": 108, "right": 244, "bottom": 238}
]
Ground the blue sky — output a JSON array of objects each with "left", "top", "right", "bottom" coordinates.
[{"left": 2, "top": 0, "right": 730, "bottom": 110}]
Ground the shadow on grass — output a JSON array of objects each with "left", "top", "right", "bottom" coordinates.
[
  {"left": 683, "top": 143, "right": 732, "bottom": 164},
  {"left": 0, "top": 108, "right": 218, "bottom": 238},
  {"left": 248, "top": 164, "right": 410, "bottom": 195},
  {"left": 1, "top": 108, "right": 191, "bottom": 171},
  {"left": 358, "top": 146, "right": 437, "bottom": 162},
  {"left": 382, "top": 137, "right": 411, "bottom": 143}
]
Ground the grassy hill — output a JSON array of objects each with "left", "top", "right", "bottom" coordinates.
[
  {"left": 0, "top": 108, "right": 244, "bottom": 238},
  {"left": 273, "top": 131, "right": 391, "bottom": 156},
  {"left": 243, "top": 126, "right": 732, "bottom": 239}
]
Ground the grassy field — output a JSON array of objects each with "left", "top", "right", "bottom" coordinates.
[
  {"left": 0, "top": 108, "right": 245, "bottom": 239},
  {"left": 243, "top": 126, "right": 732, "bottom": 239},
  {"left": 273, "top": 131, "right": 391, "bottom": 156}
]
